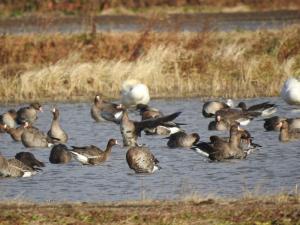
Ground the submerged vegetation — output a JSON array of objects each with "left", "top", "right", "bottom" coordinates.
[
  {"left": 0, "top": 194, "right": 299, "bottom": 224},
  {"left": 0, "top": 24, "right": 300, "bottom": 102}
]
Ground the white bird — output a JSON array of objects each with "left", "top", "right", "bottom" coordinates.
[
  {"left": 281, "top": 77, "right": 300, "bottom": 105},
  {"left": 121, "top": 80, "right": 150, "bottom": 108}
]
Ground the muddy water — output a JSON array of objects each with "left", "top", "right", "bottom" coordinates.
[
  {"left": 0, "top": 97, "right": 299, "bottom": 202},
  {"left": 0, "top": 10, "right": 300, "bottom": 34}
]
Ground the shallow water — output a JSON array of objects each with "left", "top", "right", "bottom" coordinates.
[{"left": 0, "top": 97, "right": 299, "bottom": 202}]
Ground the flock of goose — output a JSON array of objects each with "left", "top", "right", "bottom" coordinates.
[{"left": 0, "top": 78, "right": 300, "bottom": 178}]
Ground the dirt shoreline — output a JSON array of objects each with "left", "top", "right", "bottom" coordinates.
[{"left": 0, "top": 195, "right": 299, "bottom": 224}]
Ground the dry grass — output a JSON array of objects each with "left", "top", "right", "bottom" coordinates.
[
  {"left": 1, "top": 25, "right": 300, "bottom": 102},
  {"left": 0, "top": 194, "right": 299, "bottom": 224}
]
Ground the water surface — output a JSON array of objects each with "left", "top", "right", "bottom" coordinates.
[{"left": 0, "top": 97, "right": 299, "bottom": 202}]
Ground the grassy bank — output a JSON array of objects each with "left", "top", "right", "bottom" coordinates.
[
  {"left": 0, "top": 0, "right": 300, "bottom": 18},
  {"left": 1, "top": 25, "right": 300, "bottom": 102},
  {"left": 0, "top": 194, "right": 299, "bottom": 224}
]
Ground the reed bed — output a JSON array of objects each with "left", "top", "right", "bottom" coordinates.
[{"left": 1, "top": 25, "right": 300, "bottom": 103}]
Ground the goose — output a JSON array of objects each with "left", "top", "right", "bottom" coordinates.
[
  {"left": 49, "top": 144, "right": 72, "bottom": 164},
  {"left": 202, "top": 99, "right": 234, "bottom": 118},
  {"left": 276, "top": 120, "right": 300, "bottom": 142},
  {"left": 16, "top": 102, "right": 43, "bottom": 124},
  {"left": 90, "top": 94, "right": 123, "bottom": 123},
  {"left": 120, "top": 110, "right": 181, "bottom": 147},
  {"left": 137, "top": 104, "right": 183, "bottom": 135},
  {"left": 47, "top": 107, "right": 68, "bottom": 144},
  {"left": 70, "top": 139, "right": 118, "bottom": 165},
  {"left": 121, "top": 80, "right": 150, "bottom": 108},
  {"left": 192, "top": 124, "right": 247, "bottom": 161},
  {"left": 15, "top": 152, "right": 45, "bottom": 170},
  {"left": 281, "top": 77, "right": 300, "bottom": 105},
  {"left": 21, "top": 123, "right": 54, "bottom": 148},
  {"left": 2, "top": 123, "right": 27, "bottom": 141},
  {"left": 237, "top": 101, "right": 277, "bottom": 117},
  {"left": 264, "top": 116, "right": 300, "bottom": 131},
  {"left": 0, "top": 109, "right": 17, "bottom": 131},
  {"left": 126, "top": 146, "right": 161, "bottom": 173},
  {"left": 164, "top": 131, "right": 200, "bottom": 148},
  {"left": 215, "top": 108, "right": 256, "bottom": 126},
  {"left": 0, "top": 154, "right": 36, "bottom": 178},
  {"left": 208, "top": 120, "right": 230, "bottom": 131}
]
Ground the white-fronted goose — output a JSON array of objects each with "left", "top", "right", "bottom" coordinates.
[
  {"left": 237, "top": 101, "right": 277, "bottom": 117},
  {"left": 126, "top": 146, "right": 161, "bottom": 173},
  {"left": 192, "top": 124, "right": 247, "bottom": 161},
  {"left": 264, "top": 116, "right": 300, "bottom": 131},
  {"left": 15, "top": 152, "right": 45, "bottom": 169},
  {"left": 0, "top": 154, "right": 36, "bottom": 178},
  {"left": 21, "top": 123, "right": 54, "bottom": 148},
  {"left": 281, "top": 77, "right": 300, "bottom": 105},
  {"left": 91, "top": 94, "right": 123, "bottom": 123},
  {"left": 49, "top": 144, "right": 72, "bottom": 164},
  {"left": 165, "top": 131, "right": 200, "bottom": 148},
  {"left": 2, "top": 123, "right": 26, "bottom": 142},
  {"left": 0, "top": 109, "right": 17, "bottom": 132},
  {"left": 47, "top": 107, "right": 68, "bottom": 144},
  {"left": 202, "top": 100, "right": 233, "bottom": 118},
  {"left": 120, "top": 110, "right": 181, "bottom": 147},
  {"left": 215, "top": 108, "right": 255, "bottom": 126},
  {"left": 16, "top": 102, "right": 43, "bottom": 124},
  {"left": 208, "top": 120, "right": 230, "bottom": 131},
  {"left": 277, "top": 120, "right": 300, "bottom": 142},
  {"left": 70, "top": 139, "right": 118, "bottom": 165},
  {"left": 121, "top": 80, "right": 150, "bottom": 107}
]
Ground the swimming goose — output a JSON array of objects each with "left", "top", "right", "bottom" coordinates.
[
  {"left": 121, "top": 80, "right": 150, "bottom": 108},
  {"left": 126, "top": 146, "right": 161, "bottom": 173},
  {"left": 192, "top": 124, "right": 247, "bottom": 161},
  {"left": 281, "top": 77, "right": 300, "bottom": 105},
  {"left": 49, "top": 144, "right": 72, "bottom": 164},
  {"left": 137, "top": 104, "right": 183, "bottom": 135},
  {"left": 47, "top": 107, "right": 68, "bottom": 144},
  {"left": 120, "top": 110, "right": 181, "bottom": 147},
  {"left": 264, "top": 116, "right": 300, "bottom": 131},
  {"left": 165, "top": 131, "right": 200, "bottom": 148},
  {"left": 0, "top": 154, "right": 36, "bottom": 178},
  {"left": 16, "top": 102, "right": 43, "bottom": 124},
  {"left": 91, "top": 95, "right": 123, "bottom": 123},
  {"left": 2, "top": 123, "right": 26, "bottom": 141},
  {"left": 0, "top": 109, "right": 17, "bottom": 131},
  {"left": 276, "top": 120, "right": 300, "bottom": 142},
  {"left": 237, "top": 102, "right": 277, "bottom": 117},
  {"left": 215, "top": 108, "right": 255, "bottom": 126},
  {"left": 208, "top": 120, "right": 230, "bottom": 131},
  {"left": 21, "top": 123, "right": 54, "bottom": 148},
  {"left": 202, "top": 99, "right": 234, "bottom": 118},
  {"left": 15, "top": 152, "right": 45, "bottom": 169},
  {"left": 70, "top": 139, "right": 118, "bottom": 165}
]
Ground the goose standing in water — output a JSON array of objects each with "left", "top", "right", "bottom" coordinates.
[
  {"left": 281, "top": 77, "right": 300, "bottom": 105},
  {"left": 237, "top": 102, "right": 277, "bottom": 117},
  {"left": 15, "top": 152, "right": 45, "bottom": 170},
  {"left": 2, "top": 123, "right": 27, "bottom": 142},
  {"left": 16, "top": 102, "right": 43, "bottom": 124},
  {"left": 120, "top": 110, "right": 181, "bottom": 147},
  {"left": 91, "top": 94, "right": 123, "bottom": 123},
  {"left": 264, "top": 116, "right": 300, "bottom": 131},
  {"left": 70, "top": 139, "right": 118, "bottom": 165},
  {"left": 49, "top": 144, "right": 72, "bottom": 164},
  {"left": 0, "top": 154, "right": 37, "bottom": 178},
  {"left": 21, "top": 123, "right": 54, "bottom": 148},
  {"left": 0, "top": 109, "right": 17, "bottom": 132},
  {"left": 126, "top": 146, "right": 161, "bottom": 173},
  {"left": 192, "top": 124, "right": 247, "bottom": 161},
  {"left": 202, "top": 99, "right": 234, "bottom": 118},
  {"left": 276, "top": 120, "right": 300, "bottom": 142},
  {"left": 137, "top": 104, "right": 183, "bottom": 135},
  {"left": 47, "top": 107, "right": 68, "bottom": 144},
  {"left": 121, "top": 80, "right": 150, "bottom": 108},
  {"left": 165, "top": 131, "right": 200, "bottom": 148}
]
